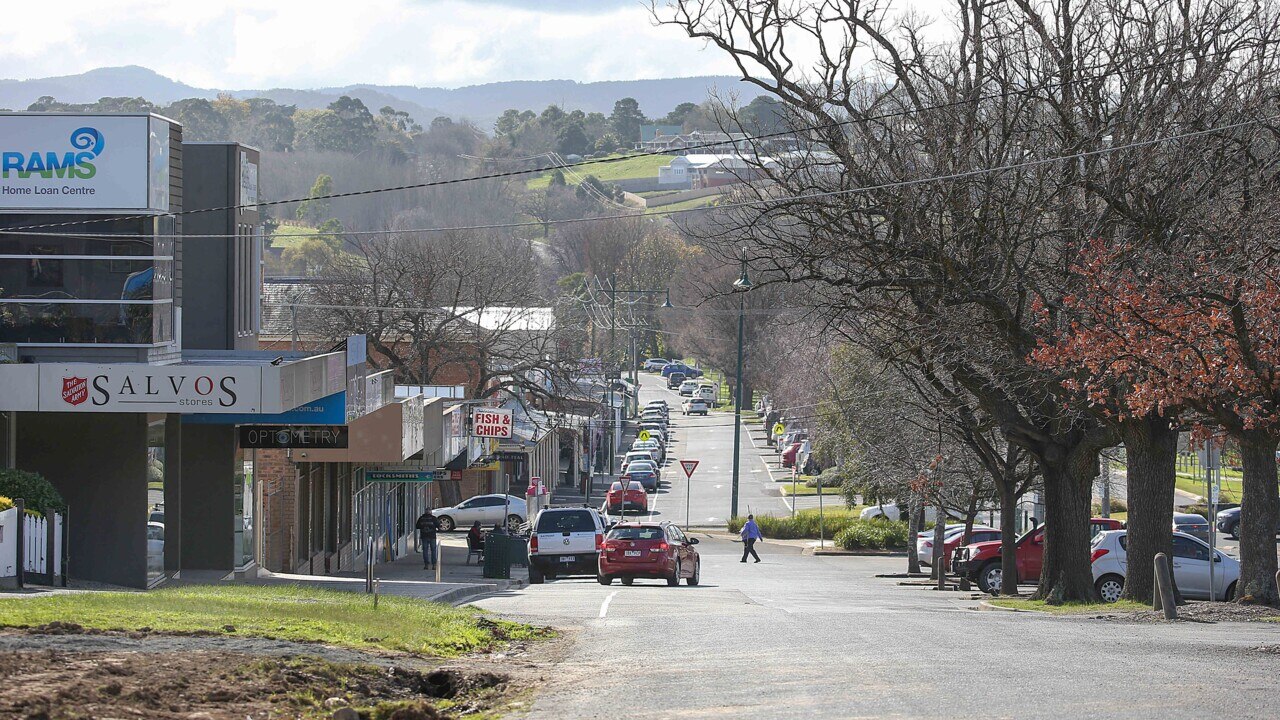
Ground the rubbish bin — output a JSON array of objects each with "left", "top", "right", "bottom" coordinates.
[
  {"left": 483, "top": 533, "right": 511, "bottom": 579},
  {"left": 507, "top": 534, "right": 529, "bottom": 567}
]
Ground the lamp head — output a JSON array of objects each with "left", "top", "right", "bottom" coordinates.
[
  {"left": 732, "top": 269, "right": 752, "bottom": 292},
  {"left": 661, "top": 289, "right": 674, "bottom": 309}
]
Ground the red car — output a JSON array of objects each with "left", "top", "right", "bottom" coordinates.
[
  {"left": 919, "top": 526, "right": 1000, "bottom": 567},
  {"left": 605, "top": 480, "right": 648, "bottom": 514},
  {"left": 953, "top": 517, "right": 1125, "bottom": 593},
  {"left": 780, "top": 442, "right": 802, "bottom": 468},
  {"left": 598, "top": 521, "right": 701, "bottom": 586}
]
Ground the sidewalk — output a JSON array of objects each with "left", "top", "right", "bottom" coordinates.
[{"left": 249, "top": 536, "right": 525, "bottom": 605}]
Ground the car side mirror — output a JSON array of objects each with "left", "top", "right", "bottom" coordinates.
[{"left": 689, "top": 537, "right": 699, "bottom": 545}]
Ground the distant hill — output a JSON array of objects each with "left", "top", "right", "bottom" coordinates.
[{"left": 0, "top": 66, "right": 750, "bottom": 129}]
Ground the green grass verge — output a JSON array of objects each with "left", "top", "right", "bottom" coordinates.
[
  {"left": 526, "top": 153, "right": 675, "bottom": 189},
  {"left": 0, "top": 584, "right": 540, "bottom": 657},
  {"left": 653, "top": 194, "right": 721, "bottom": 214},
  {"left": 988, "top": 598, "right": 1150, "bottom": 614},
  {"left": 1174, "top": 472, "right": 1242, "bottom": 503}
]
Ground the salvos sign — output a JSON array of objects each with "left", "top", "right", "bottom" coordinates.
[{"left": 40, "top": 365, "right": 262, "bottom": 413}]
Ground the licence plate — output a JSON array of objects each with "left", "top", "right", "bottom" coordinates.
[
  {"left": 559, "top": 555, "right": 575, "bottom": 563},
  {"left": 625, "top": 550, "right": 642, "bottom": 557}
]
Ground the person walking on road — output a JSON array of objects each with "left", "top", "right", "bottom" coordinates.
[
  {"left": 415, "top": 508, "right": 440, "bottom": 570},
  {"left": 740, "top": 514, "right": 763, "bottom": 563}
]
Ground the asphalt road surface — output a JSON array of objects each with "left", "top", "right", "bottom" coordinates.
[
  {"left": 476, "top": 538, "right": 1280, "bottom": 719},
  {"left": 625, "top": 372, "right": 788, "bottom": 528}
]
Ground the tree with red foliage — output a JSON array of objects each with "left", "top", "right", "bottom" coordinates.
[{"left": 1036, "top": 239, "right": 1280, "bottom": 605}]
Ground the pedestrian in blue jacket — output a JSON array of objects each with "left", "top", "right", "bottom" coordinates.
[{"left": 740, "top": 515, "right": 763, "bottom": 563}]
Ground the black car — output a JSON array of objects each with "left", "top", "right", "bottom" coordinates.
[
  {"left": 1215, "top": 506, "right": 1280, "bottom": 539},
  {"left": 666, "top": 372, "right": 686, "bottom": 389}
]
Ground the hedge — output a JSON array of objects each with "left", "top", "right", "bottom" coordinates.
[
  {"left": 833, "top": 519, "right": 910, "bottom": 550},
  {"left": 0, "top": 470, "right": 64, "bottom": 515}
]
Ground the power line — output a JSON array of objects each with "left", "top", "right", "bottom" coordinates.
[
  {"left": 5, "top": 116, "right": 1268, "bottom": 242},
  {"left": 1, "top": 44, "right": 1257, "bottom": 234}
]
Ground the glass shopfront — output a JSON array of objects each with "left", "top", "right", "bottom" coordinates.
[
  {"left": 234, "top": 448, "right": 255, "bottom": 569},
  {"left": 145, "top": 414, "right": 166, "bottom": 586},
  {"left": 0, "top": 215, "right": 175, "bottom": 345}
]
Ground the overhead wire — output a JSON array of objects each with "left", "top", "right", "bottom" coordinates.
[{"left": 0, "top": 42, "right": 1261, "bottom": 234}]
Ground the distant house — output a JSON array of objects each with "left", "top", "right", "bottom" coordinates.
[
  {"left": 659, "top": 153, "right": 779, "bottom": 189},
  {"left": 639, "top": 124, "right": 683, "bottom": 143},
  {"left": 636, "top": 130, "right": 752, "bottom": 155}
]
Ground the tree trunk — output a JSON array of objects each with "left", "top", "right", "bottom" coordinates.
[
  {"left": 906, "top": 493, "right": 921, "bottom": 575},
  {"left": 1034, "top": 446, "right": 1100, "bottom": 603},
  {"left": 1118, "top": 416, "right": 1178, "bottom": 602},
  {"left": 997, "top": 479, "right": 1020, "bottom": 596},
  {"left": 1235, "top": 431, "right": 1280, "bottom": 605}
]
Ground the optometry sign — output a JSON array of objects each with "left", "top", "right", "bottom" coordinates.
[
  {"left": 0, "top": 114, "right": 170, "bottom": 211},
  {"left": 238, "top": 425, "right": 349, "bottom": 449}
]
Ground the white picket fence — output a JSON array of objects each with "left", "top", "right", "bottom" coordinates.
[{"left": 0, "top": 505, "right": 64, "bottom": 587}]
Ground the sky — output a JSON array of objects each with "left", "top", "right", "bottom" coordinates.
[{"left": 1, "top": 0, "right": 951, "bottom": 89}]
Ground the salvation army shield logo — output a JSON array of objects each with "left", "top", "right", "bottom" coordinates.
[{"left": 61, "top": 376, "right": 88, "bottom": 406}]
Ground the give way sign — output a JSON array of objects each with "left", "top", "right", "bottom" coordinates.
[{"left": 679, "top": 459, "right": 700, "bottom": 478}]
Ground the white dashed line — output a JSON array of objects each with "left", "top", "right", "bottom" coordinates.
[{"left": 599, "top": 590, "right": 619, "bottom": 618}]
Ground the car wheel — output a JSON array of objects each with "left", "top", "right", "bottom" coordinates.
[
  {"left": 529, "top": 564, "right": 544, "bottom": 584},
  {"left": 687, "top": 561, "right": 700, "bottom": 586},
  {"left": 621, "top": 577, "right": 634, "bottom": 586},
  {"left": 1228, "top": 522, "right": 1240, "bottom": 540},
  {"left": 1226, "top": 581, "right": 1237, "bottom": 601},
  {"left": 667, "top": 560, "right": 681, "bottom": 586},
  {"left": 597, "top": 574, "right": 613, "bottom": 585},
  {"left": 437, "top": 515, "right": 456, "bottom": 532},
  {"left": 976, "top": 563, "right": 1003, "bottom": 594},
  {"left": 1095, "top": 574, "right": 1124, "bottom": 603},
  {"left": 507, "top": 514, "right": 523, "bottom": 529}
]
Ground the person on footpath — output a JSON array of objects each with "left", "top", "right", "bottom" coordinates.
[
  {"left": 740, "top": 514, "right": 763, "bottom": 563},
  {"left": 415, "top": 507, "right": 440, "bottom": 570}
]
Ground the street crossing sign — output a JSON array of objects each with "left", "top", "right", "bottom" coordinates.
[
  {"left": 680, "top": 459, "right": 700, "bottom": 478},
  {"left": 772, "top": 422, "right": 785, "bottom": 436},
  {"left": 638, "top": 429, "right": 652, "bottom": 442}
]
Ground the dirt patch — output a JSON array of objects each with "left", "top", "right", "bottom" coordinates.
[
  {"left": 0, "top": 649, "right": 511, "bottom": 719},
  {"left": 1093, "top": 600, "right": 1280, "bottom": 624}
]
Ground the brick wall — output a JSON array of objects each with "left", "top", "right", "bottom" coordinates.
[{"left": 256, "top": 448, "right": 297, "bottom": 572}]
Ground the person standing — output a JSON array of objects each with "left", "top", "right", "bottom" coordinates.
[
  {"left": 415, "top": 508, "right": 440, "bottom": 570},
  {"left": 740, "top": 514, "right": 763, "bottom": 563}
]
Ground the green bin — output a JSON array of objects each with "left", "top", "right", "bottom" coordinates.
[
  {"left": 507, "top": 535, "right": 529, "bottom": 567},
  {"left": 483, "top": 533, "right": 511, "bottom": 579}
]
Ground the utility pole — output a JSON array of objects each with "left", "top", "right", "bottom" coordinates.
[
  {"left": 729, "top": 248, "right": 752, "bottom": 520},
  {"left": 1100, "top": 453, "right": 1111, "bottom": 518}
]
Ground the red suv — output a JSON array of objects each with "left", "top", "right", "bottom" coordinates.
[
  {"left": 953, "top": 517, "right": 1124, "bottom": 593},
  {"left": 598, "top": 521, "right": 701, "bottom": 586},
  {"left": 605, "top": 480, "right": 648, "bottom": 514}
]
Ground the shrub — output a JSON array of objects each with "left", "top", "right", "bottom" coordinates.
[
  {"left": 0, "top": 496, "right": 12, "bottom": 512},
  {"left": 834, "top": 519, "right": 911, "bottom": 550},
  {"left": 726, "top": 512, "right": 898, "bottom": 541},
  {"left": 0, "top": 470, "right": 64, "bottom": 515},
  {"left": 1090, "top": 498, "right": 1127, "bottom": 515}
]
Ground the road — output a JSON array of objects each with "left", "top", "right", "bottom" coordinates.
[
  {"left": 622, "top": 372, "right": 793, "bottom": 528},
  {"left": 478, "top": 373, "right": 1280, "bottom": 718},
  {"left": 476, "top": 537, "right": 1280, "bottom": 719}
]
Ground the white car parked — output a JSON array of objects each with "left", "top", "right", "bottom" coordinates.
[
  {"left": 679, "top": 379, "right": 700, "bottom": 396},
  {"left": 917, "top": 525, "right": 997, "bottom": 566},
  {"left": 433, "top": 494, "right": 527, "bottom": 531},
  {"left": 695, "top": 383, "right": 718, "bottom": 404},
  {"left": 1091, "top": 529, "right": 1239, "bottom": 602}
]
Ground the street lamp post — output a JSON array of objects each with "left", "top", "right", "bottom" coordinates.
[{"left": 730, "top": 248, "right": 752, "bottom": 520}]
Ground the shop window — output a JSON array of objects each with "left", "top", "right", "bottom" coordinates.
[{"left": 146, "top": 415, "right": 166, "bottom": 586}]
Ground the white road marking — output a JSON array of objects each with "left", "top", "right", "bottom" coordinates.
[
  {"left": 712, "top": 466, "right": 720, "bottom": 470},
  {"left": 599, "top": 590, "right": 618, "bottom": 618}
]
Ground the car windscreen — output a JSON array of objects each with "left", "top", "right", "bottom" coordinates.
[
  {"left": 608, "top": 526, "right": 664, "bottom": 540},
  {"left": 536, "top": 511, "right": 596, "bottom": 533}
]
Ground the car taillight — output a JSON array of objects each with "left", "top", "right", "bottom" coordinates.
[
  {"left": 922, "top": 541, "right": 932, "bottom": 548},
  {"left": 595, "top": 533, "right": 604, "bottom": 550},
  {"left": 1091, "top": 548, "right": 1109, "bottom": 563},
  {"left": 530, "top": 535, "right": 539, "bottom": 553},
  {"left": 655, "top": 542, "right": 669, "bottom": 553}
]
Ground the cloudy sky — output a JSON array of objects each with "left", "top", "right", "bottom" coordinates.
[{"left": 2, "top": 0, "right": 950, "bottom": 89}]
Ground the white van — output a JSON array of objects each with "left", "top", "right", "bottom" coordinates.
[{"left": 695, "top": 384, "right": 718, "bottom": 405}]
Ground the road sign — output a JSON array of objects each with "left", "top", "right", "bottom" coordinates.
[
  {"left": 772, "top": 422, "right": 785, "bottom": 436},
  {"left": 680, "top": 459, "right": 700, "bottom": 478},
  {"left": 638, "top": 429, "right": 652, "bottom": 442}
]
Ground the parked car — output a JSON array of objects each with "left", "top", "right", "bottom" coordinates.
[
  {"left": 682, "top": 398, "right": 710, "bottom": 416},
  {"left": 953, "top": 517, "right": 1125, "bottom": 593},
  {"left": 623, "top": 449, "right": 658, "bottom": 469},
  {"left": 620, "top": 458, "right": 661, "bottom": 483},
  {"left": 1172, "top": 512, "right": 1210, "bottom": 542},
  {"left": 1214, "top": 505, "right": 1280, "bottom": 539},
  {"left": 864, "top": 504, "right": 956, "bottom": 523},
  {"left": 642, "top": 358, "right": 670, "bottom": 372},
  {"left": 780, "top": 441, "right": 802, "bottom": 468},
  {"left": 632, "top": 439, "right": 666, "bottom": 463},
  {"left": 625, "top": 469, "right": 659, "bottom": 492},
  {"left": 528, "top": 507, "right": 607, "bottom": 584},
  {"left": 917, "top": 526, "right": 999, "bottom": 567},
  {"left": 679, "top": 379, "right": 700, "bottom": 396},
  {"left": 598, "top": 521, "right": 701, "bottom": 586},
  {"left": 1091, "top": 529, "right": 1238, "bottom": 602},
  {"left": 695, "top": 383, "right": 718, "bottom": 404},
  {"left": 645, "top": 400, "right": 669, "bottom": 413},
  {"left": 661, "top": 363, "right": 703, "bottom": 378},
  {"left": 433, "top": 494, "right": 527, "bottom": 531},
  {"left": 642, "top": 406, "right": 668, "bottom": 420},
  {"left": 666, "top": 372, "right": 687, "bottom": 389},
  {"left": 605, "top": 480, "right": 648, "bottom": 514}
]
